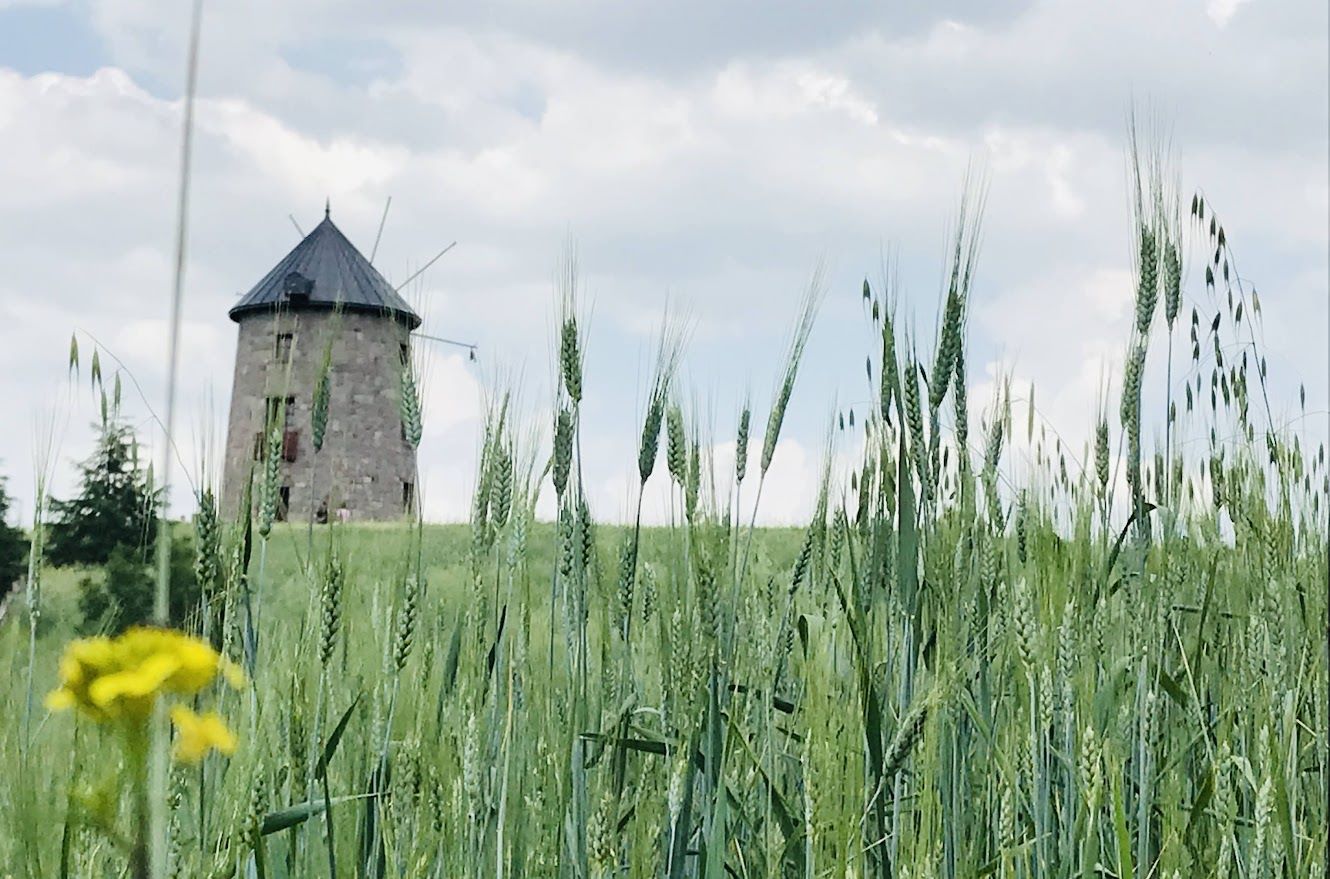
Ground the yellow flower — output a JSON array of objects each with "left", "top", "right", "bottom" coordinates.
[
  {"left": 170, "top": 705, "right": 237, "bottom": 763},
  {"left": 45, "top": 636, "right": 119, "bottom": 720},
  {"left": 46, "top": 627, "right": 245, "bottom": 723},
  {"left": 87, "top": 652, "right": 177, "bottom": 721},
  {"left": 114, "top": 627, "right": 247, "bottom": 696}
]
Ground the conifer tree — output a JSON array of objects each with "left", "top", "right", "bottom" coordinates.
[{"left": 47, "top": 423, "right": 158, "bottom": 567}]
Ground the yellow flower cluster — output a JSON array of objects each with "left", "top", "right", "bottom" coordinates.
[
  {"left": 47, "top": 627, "right": 244, "bottom": 763},
  {"left": 170, "top": 705, "right": 238, "bottom": 762}
]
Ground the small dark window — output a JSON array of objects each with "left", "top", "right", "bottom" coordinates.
[
  {"left": 281, "top": 429, "right": 300, "bottom": 463},
  {"left": 402, "top": 481, "right": 414, "bottom": 513},
  {"left": 265, "top": 396, "right": 296, "bottom": 431},
  {"left": 275, "top": 332, "right": 294, "bottom": 361},
  {"left": 399, "top": 342, "right": 410, "bottom": 366},
  {"left": 283, "top": 271, "right": 313, "bottom": 304},
  {"left": 277, "top": 486, "right": 291, "bottom": 521}
]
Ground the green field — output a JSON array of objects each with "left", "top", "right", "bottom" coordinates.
[
  {"left": 2, "top": 169, "right": 1326, "bottom": 878},
  {"left": 0, "top": 521, "right": 804, "bottom": 727}
]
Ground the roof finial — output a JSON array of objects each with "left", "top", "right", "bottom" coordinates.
[{"left": 324, "top": 197, "right": 331, "bottom": 219}]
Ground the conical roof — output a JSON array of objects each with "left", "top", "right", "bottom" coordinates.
[{"left": 229, "top": 208, "right": 422, "bottom": 329}]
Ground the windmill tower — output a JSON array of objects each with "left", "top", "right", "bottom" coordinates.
[{"left": 221, "top": 205, "right": 422, "bottom": 523}]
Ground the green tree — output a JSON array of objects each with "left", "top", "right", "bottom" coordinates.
[
  {"left": 47, "top": 423, "right": 158, "bottom": 568},
  {"left": 0, "top": 475, "right": 26, "bottom": 594},
  {"left": 77, "top": 535, "right": 200, "bottom": 635}
]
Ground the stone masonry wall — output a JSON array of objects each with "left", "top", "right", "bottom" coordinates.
[{"left": 221, "top": 309, "right": 418, "bottom": 522}]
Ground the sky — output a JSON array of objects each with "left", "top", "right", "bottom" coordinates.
[{"left": 0, "top": 0, "right": 1325, "bottom": 526}]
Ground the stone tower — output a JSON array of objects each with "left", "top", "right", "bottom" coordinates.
[{"left": 222, "top": 206, "right": 422, "bottom": 523}]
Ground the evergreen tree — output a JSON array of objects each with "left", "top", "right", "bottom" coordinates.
[
  {"left": 47, "top": 423, "right": 158, "bottom": 567},
  {"left": 0, "top": 474, "right": 26, "bottom": 593}
]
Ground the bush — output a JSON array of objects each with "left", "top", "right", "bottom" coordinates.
[{"left": 77, "top": 534, "right": 200, "bottom": 635}]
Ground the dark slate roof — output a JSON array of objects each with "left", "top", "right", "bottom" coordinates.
[{"left": 229, "top": 209, "right": 422, "bottom": 329}]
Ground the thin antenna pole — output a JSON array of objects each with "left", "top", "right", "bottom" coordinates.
[
  {"left": 394, "top": 241, "right": 457, "bottom": 292},
  {"left": 370, "top": 195, "right": 392, "bottom": 265},
  {"left": 289, "top": 214, "right": 304, "bottom": 237}
]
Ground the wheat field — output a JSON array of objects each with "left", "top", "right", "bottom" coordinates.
[{"left": 1, "top": 162, "right": 1326, "bottom": 879}]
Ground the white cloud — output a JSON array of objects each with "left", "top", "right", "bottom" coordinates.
[
  {"left": 1206, "top": 0, "right": 1253, "bottom": 27},
  {"left": 203, "top": 98, "right": 409, "bottom": 205},
  {"left": 713, "top": 61, "right": 879, "bottom": 125}
]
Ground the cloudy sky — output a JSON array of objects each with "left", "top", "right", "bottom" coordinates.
[{"left": 0, "top": 0, "right": 1325, "bottom": 525}]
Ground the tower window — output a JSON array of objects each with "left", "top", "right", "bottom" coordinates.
[
  {"left": 283, "top": 271, "right": 313, "bottom": 304},
  {"left": 275, "top": 332, "right": 294, "bottom": 361},
  {"left": 402, "top": 481, "right": 414, "bottom": 513},
  {"left": 281, "top": 429, "right": 300, "bottom": 463},
  {"left": 399, "top": 342, "right": 411, "bottom": 366},
  {"left": 266, "top": 396, "right": 296, "bottom": 431},
  {"left": 259, "top": 397, "right": 298, "bottom": 462},
  {"left": 277, "top": 486, "right": 291, "bottom": 521}
]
